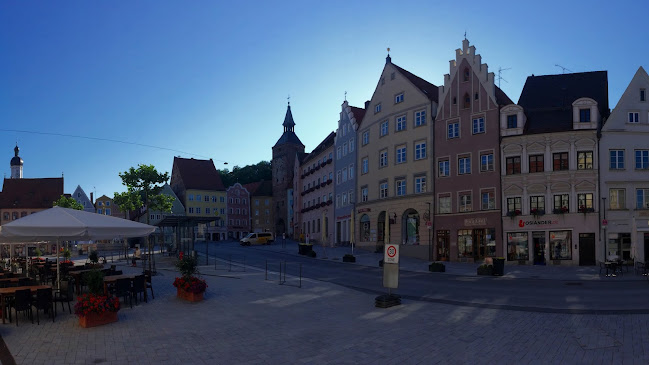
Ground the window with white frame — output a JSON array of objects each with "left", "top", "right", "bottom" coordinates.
[
  {"left": 396, "top": 115, "right": 406, "bottom": 131},
  {"left": 379, "top": 150, "right": 388, "bottom": 167},
  {"left": 448, "top": 122, "right": 459, "bottom": 139},
  {"left": 438, "top": 160, "right": 450, "bottom": 177},
  {"left": 336, "top": 171, "right": 341, "bottom": 184},
  {"left": 458, "top": 156, "right": 471, "bottom": 174},
  {"left": 337, "top": 147, "right": 341, "bottom": 159},
  {"left": 438, "top": 195, "right": 451, "bottom": 214},
  {"left": 349, "top": 139, "right": 354, "bottom": 152},
  {"left": 395, "top": 93, "right": 404, "bottom": 104},
  {"left": 342, "top": 192, "right": 348, "bottom": 205},
  {"left": 361, "top": 186, "right": 368, "bottom": 202},
  {"left": 396, "top": 179, "right": 406, "bottom": 196},
  {"left": 609, "top": 189, "right": 626, "bottom": 210},
  {"left": 362, "top": 157, "right": 369, "bottom": 174},
  {"left": 472, "top": 117, "right": 485, "bottom": 134},
  {"left": 375, "top": 103, "right": 381, "bottom": 113},
  {"left": 379, "top": 182, "right": 388, "bottom": 199},
  {"left": 637, "top": 189, "right": 649, "bottom": 209},
  {"left": 415, "top": 176, "right": 426, "bottom": 193},
  {"left": 342, "top": 167, "right": 348, "bottom": 182},
  {"left": 97, "top": 209, "right": 103, "bottom": 214},
  {"left": 336, "top": 195, "right": 340, "bottom": 208},
  {"left": 415, "top": 141, "right": 426, "bottom": 160},
  {"left": 459, "top": 193, "right": 472, "bottom": 212},
  {"left": 396, "top": 145, "right": 406, "bottom": 164},
  {"left": 481, "top": 191, "right": 495, "bottom": 210},
  {"left": 348, "top": 164, "right": 354, "bottom": 179},
  {"left": 189, "top": 195, "right": 194, "bottom": 201},
  {"left": 480, "top": 153, "right": 494, "bottom": 172},
  {"left": 362, "top": 131, "right": 369, "bottom": 145},
  {"left": 206, "top": 208, "right": 211, "bottom": 214},
  {"left": 629, "top": 112, "right": 639, "bottom": 123},
  {"left": 380, "top": 120, "right": 389, "bottom": 136},
  {"left": 343, "top": 142, "right": 348, "bottom": 156},
  {"left": 610, "top": 150, "right": 625, "bottom": 169},
  {"left": 636, "top": 150, "right": 649, "bottom": 169},
  {"left": 189, "top": 207, "right": 194, "bottom": 214},
  {"left": 415, "top": 110, "right": 426, "bottom": 127}
]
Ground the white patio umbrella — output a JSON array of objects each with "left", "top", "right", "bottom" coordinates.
[{"left": 0, "top": 206, "right": 156, "bottom": 288}]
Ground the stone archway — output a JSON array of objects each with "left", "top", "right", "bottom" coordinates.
[{"left": 401, "top": 209, "right": 420, "bottom": 245}]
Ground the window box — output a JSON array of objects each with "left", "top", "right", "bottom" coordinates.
[
  {"left": 578, "top": 206, "right": 595, "bottom": 214},
  {"left": 507, "top": 209, "right": 521, "bottom": 218},
  {"left": 530, "top": 209, "right": 545, "bottom": 217},
  {"left": 553, "top": 207, "right": 569, "bottom": 214}
]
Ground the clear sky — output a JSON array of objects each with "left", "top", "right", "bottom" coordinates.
[{"left": 1, "top": 0, "right": 647, "bottom": 199}]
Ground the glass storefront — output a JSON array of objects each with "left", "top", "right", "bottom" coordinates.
[
  {"left": 485, "top": 228, "right": 497, "bottom": 257},
  {"left": 507, "top": 232, "right": 529, "bottom": 260},
  {"left": 549, "top": 230, "right": 572, "bottom": 260},
  {"left": 360, "top": 215, "right": 370, "bottom": 242},
  {"left": 607, "top": 233, "right": 631, "bottom": 260},
  {"left": 458, "top": 229, "right": 473, "bottom": 258}
]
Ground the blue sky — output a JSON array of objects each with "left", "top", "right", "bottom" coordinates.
[{"left": 1, "top": 0, "right": 647, "bottom": 198}]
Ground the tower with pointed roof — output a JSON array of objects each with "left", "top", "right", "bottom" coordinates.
[
  {"left": 10, "top": 144, "right": 23, "bottom": 179},
  {"left": 272, "top": 102, "right": 305, "bottom": 236}
]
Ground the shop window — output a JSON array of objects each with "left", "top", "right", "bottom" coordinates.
[
  {"left": 550, "top": 231, "right": 572, "bottom": 260},
  {"left": 507, "top": 232, "right": 529, "bottom": 261},
  {"left": 458, "top": 229, "right": 473, "bottom": 258}
]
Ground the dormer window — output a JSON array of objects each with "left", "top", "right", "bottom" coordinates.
[
  {"left": 375, "top": 103, "right": 381, "bottom": 113},
  {"left": 642, "top": 89, "right": 646, "bottom": 102},
  {"left": 507, "top": 115, "right": 517, "bottom": 129},
  {"left": 463, "top": 93, "right": 470, "bottom": 109},
  {"left": 579, "top": 109, "right": 591, "bottom": 122},
  {"left": 463, "top": 68, "right": 470, "bottom": 82}
]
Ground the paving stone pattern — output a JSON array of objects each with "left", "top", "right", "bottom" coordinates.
[{"left": 1, "top": 253, "right": 649, "bottom": 364}]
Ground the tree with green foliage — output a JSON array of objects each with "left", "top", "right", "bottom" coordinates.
[
  {"left": 218, "top": 160, "right": 271, "bottom": 186},
  {"left": 114, "top": 164, "right": 174, "bottom": 272},
  {"left": 53, "top": 195, "right": 84, "bottom": 210}
]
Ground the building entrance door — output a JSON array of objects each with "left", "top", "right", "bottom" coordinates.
[
  {"left": 472, "top": 229, "right": 485, "bottom": 260},
  {"left": 436, "top": 230, "right": 449, "bottom": 261},
  {"left": 533, "top": 231, "right": 546, "bottom": 265},
  {"left": 579, "top": 233, "right": 596, "bottom": 266}
]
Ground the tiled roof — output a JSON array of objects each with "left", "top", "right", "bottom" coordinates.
[
  {"left": 518, "top": 71, "right": 609, "bottom": 135},
  {"left": 173, "top": 157, "right": 225, "bottom": 191},
  {"left": 243, "top": 180, "right": 272, "bottom": 197},
  {"left": 274, "top": 131, "right": 304, "bottom": 147},
  {"left": 393, "top": 64, "right": 439, "bottom": 102},
  {"left": 495, "top": 85, "right": 514, "bottom": 106},
  {"left": 349, "top": 106, "right": 366, "bottom": 126},
  {"left": 0, "top": 178, "right": 64, "bottom": 209},
  {"left": 302, "top": 132, "right": 335, "bottom": 165}
]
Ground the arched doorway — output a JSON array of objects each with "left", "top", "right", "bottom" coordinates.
[
  {"left": 276, "top": 219, "right": 285, "bottom": 236},
  {"left": 360, "top": 214, "right": 370, "bottom": 242},
  {"left": 402, "top": 209, "right": 420, "bottom": 245},
  {"left": 377, "top": 211, "right": 386, "bottom": 243}
]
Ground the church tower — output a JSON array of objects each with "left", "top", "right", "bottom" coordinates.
[
  {"left": 272, "top": 102, "right": 305, "bottom": 236},
  {"left": 10, "top": 144, "right": 23, "bottom": 179}
]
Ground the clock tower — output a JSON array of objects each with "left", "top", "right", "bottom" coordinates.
[{"left": 272, "top": 102, "right": 305, "bottom": 237}]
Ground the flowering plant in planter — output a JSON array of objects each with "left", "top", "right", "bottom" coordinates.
[
  {"left": 173, "top": 276, "right": 207, "bottom": 294},
  {"left": 74, "top": 294, "right": 120, "bottom": 317},
  {"left": 507, "top": 209, "right": 521, "bottom": 218},
  {"left": 578, "top": 205, "right": 595, "bottom": 214},
  {"left": 530, "top": 208, "right": 545, "bottom": 217},
  {"left": 553, "top": 206, "right": 569, "bottom": 214},
  {"left": 174, "top": 256, "right": 207, "bottom": 300}
]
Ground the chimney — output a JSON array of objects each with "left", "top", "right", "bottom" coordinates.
[
  {"left": 90, "top": 192, "right": 94, "bottom": 204},
  {"left": 364, "top": 100, "right": 370, "bottom": 109}
]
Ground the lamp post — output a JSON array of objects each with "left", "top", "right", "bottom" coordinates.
[
  {"left": 426, "top": 202, "right": 432, "bottom": 261},
  {"left": 602, "top": 197, "right": 607, "bottom": 260}
]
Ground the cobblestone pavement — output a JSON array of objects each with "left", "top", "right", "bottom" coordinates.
[{"left": 1, "top": 253, "right": 649, "bottom": 364}]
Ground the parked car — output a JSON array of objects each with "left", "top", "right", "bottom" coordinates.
[{"left": 240, "top": 232, "right": 274, "bottom": 246}]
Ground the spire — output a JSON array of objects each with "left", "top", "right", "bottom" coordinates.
[
  {"left": 10, "top": 143, "right": 23, "bottom": 179},
  {"left": 283, "top": 102, "right": 295, "bottom": 132},
  {"left": 14, "top": 144, "right": 19, "bottom": 157},
  {"left": 386, "top": 47, "right": 391, "bottom": 64}
]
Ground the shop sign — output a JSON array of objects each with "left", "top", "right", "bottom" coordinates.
[
  {"left": 517, "top": 218, "right": 560, "bottom": 228},
  {"left": 464, "top": 218, "right": 486, "bottom": 226}
]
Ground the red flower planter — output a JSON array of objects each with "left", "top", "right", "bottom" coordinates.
[
  {"left": 79, "top": 311, "right": 118, "bottom": 328},
  {"left": 177, "top": 287, "right": 204, "bottom": 302}
]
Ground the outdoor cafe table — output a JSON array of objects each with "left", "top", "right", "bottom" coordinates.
[
  {"left": 103, "top": 274, "right": 146, "bottom": 301},
  {"left": 0, "top": 285, "right": 51, "bottom": 324}
]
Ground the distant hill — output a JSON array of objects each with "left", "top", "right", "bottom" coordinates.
[{"left": 219, "top": 161, "right": 271, "bottom": 187}]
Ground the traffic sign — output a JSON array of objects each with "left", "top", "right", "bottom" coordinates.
[{"left": 384, "top": 244, "right": 399, "bottom": 264}]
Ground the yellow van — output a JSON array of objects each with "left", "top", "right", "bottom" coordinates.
[{"left": 240, "top": 232, "right": 274, "bottom": 246}]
